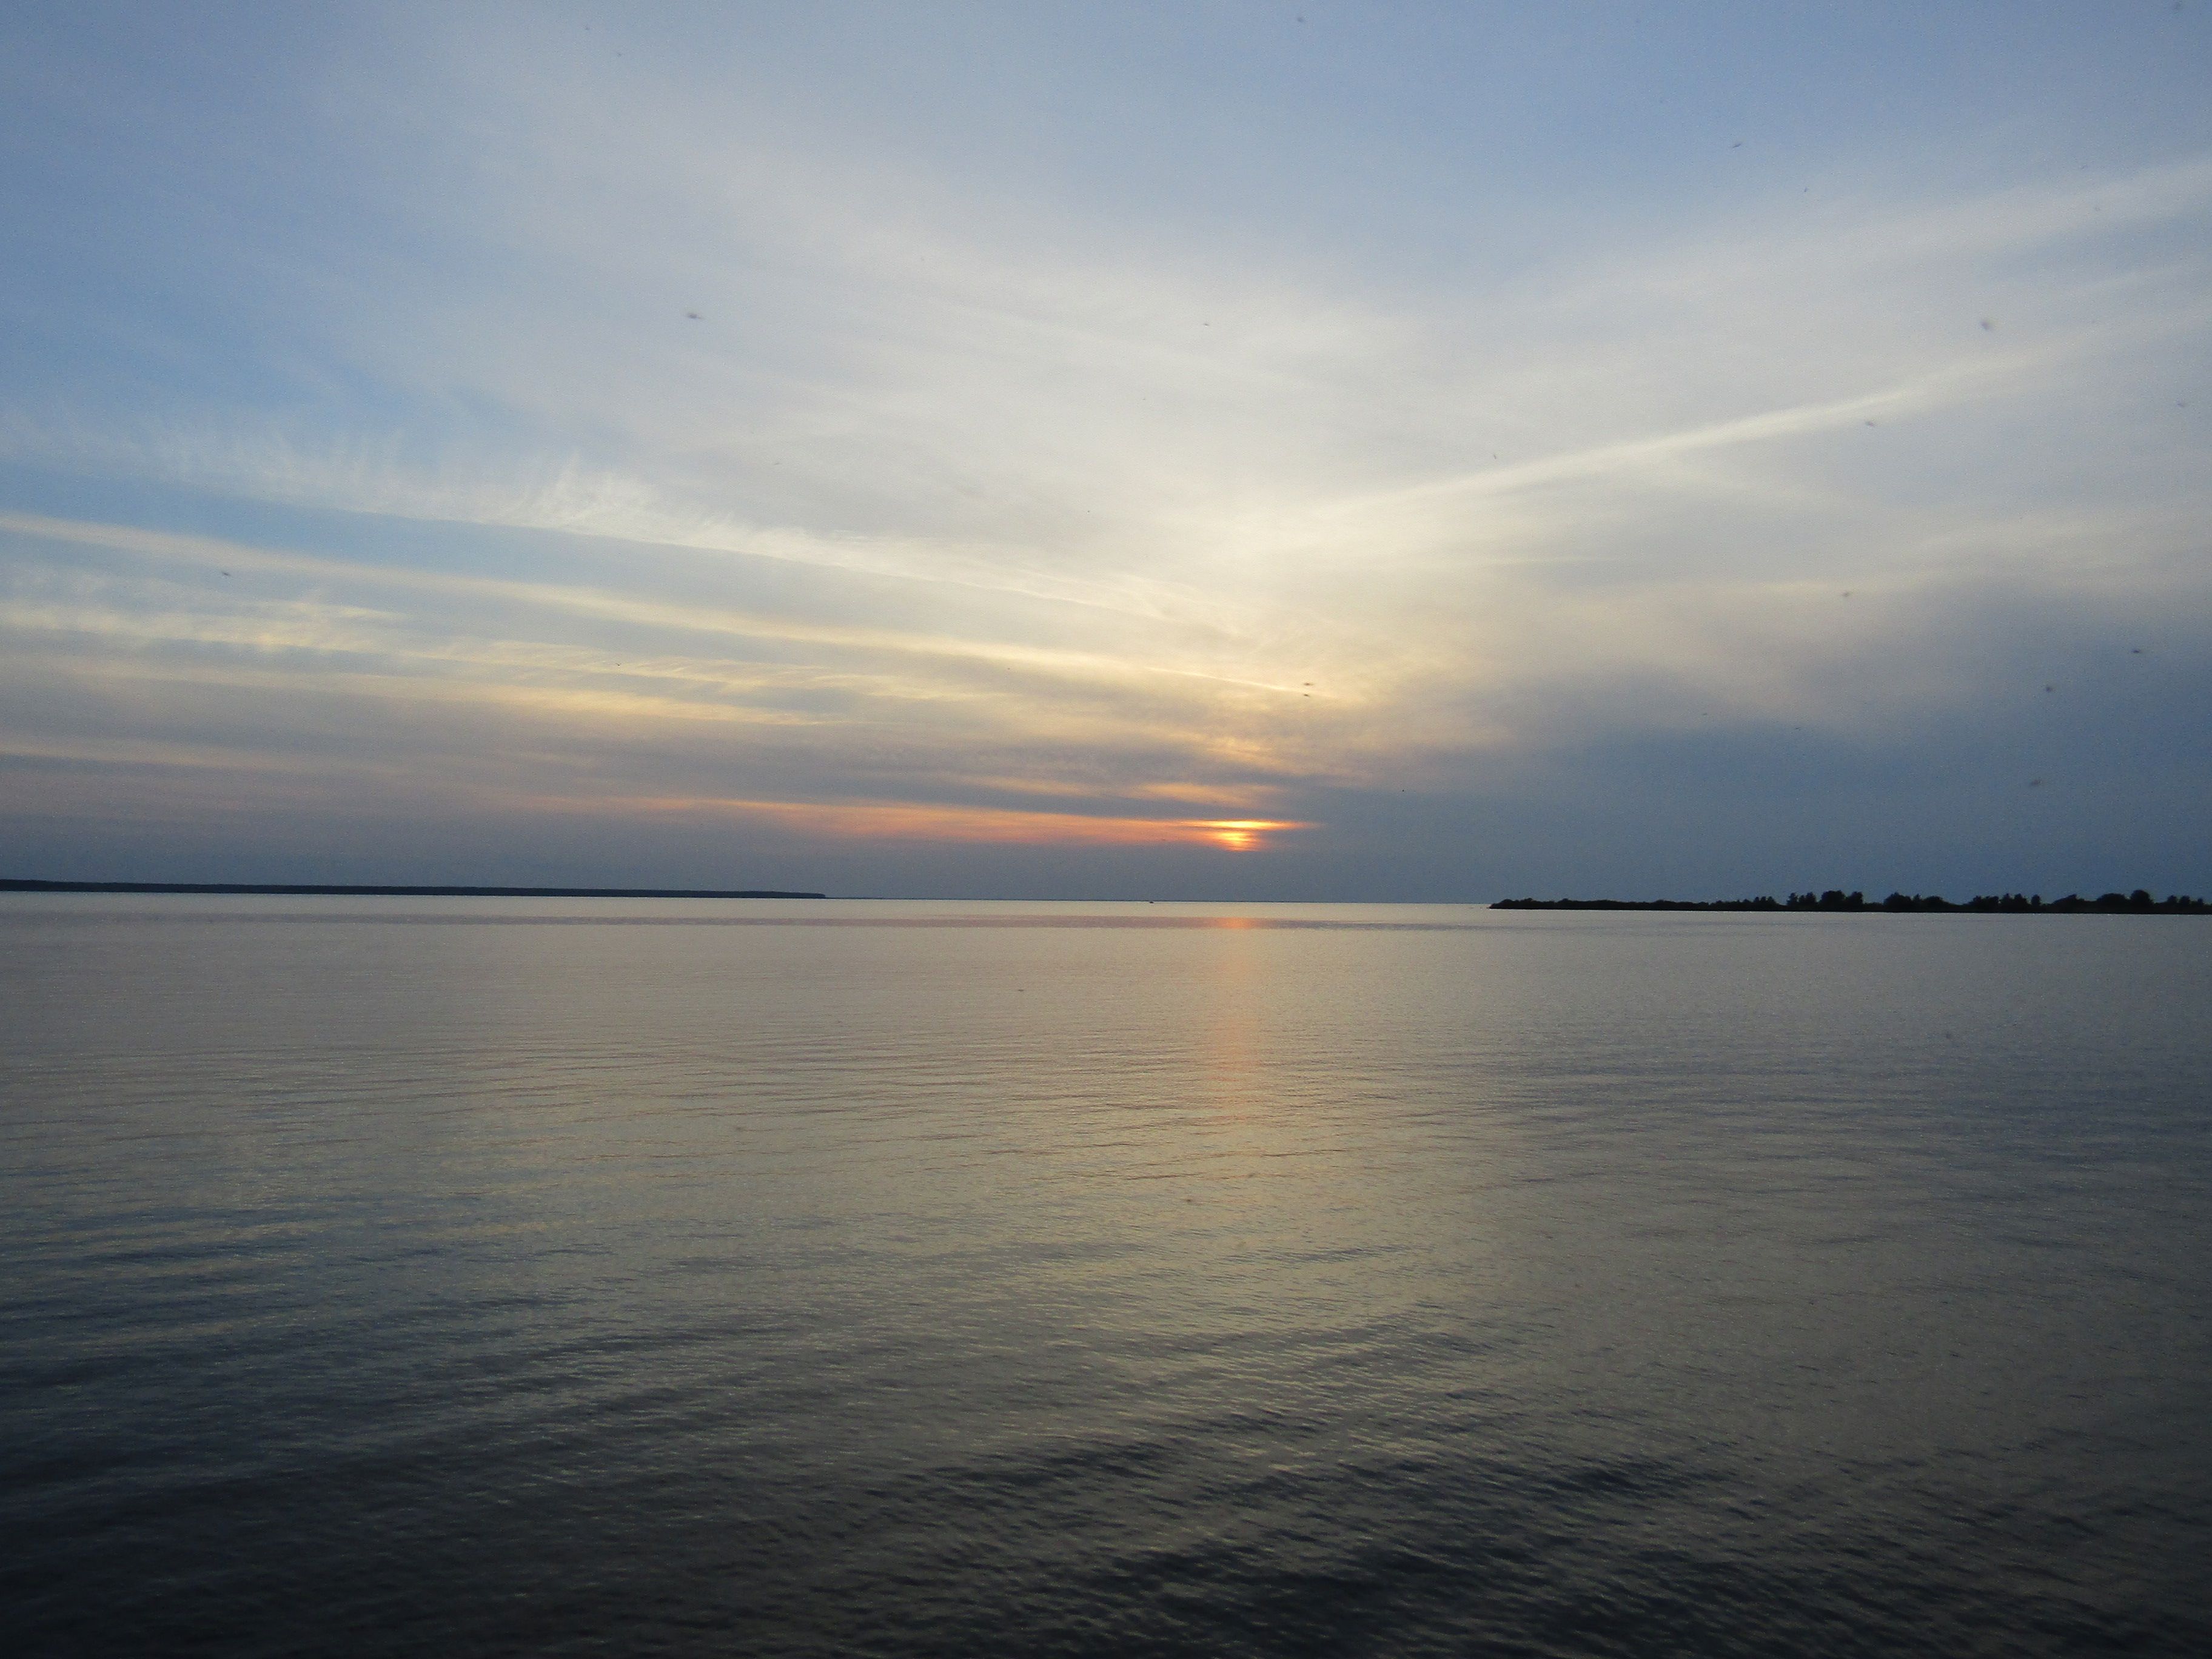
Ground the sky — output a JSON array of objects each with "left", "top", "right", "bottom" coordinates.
[{"left": 2, "top": 1, "right": 2208, "bottom": 900}]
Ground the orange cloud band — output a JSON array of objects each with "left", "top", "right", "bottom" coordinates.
[{"left": 577, "top": 794, "right": 1313, "bottom": 848}]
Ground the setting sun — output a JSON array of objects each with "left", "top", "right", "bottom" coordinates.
[{"left": 1194, "top": 820, "right": 1301, "bottom": 853}]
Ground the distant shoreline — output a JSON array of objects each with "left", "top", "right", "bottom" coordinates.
[
  {"left": 6, "top": 880, "right": 2204, "bottom": 912},
  {"left": 1494, "top": 891, "right": 2210, "bottom": 914},
  {"left": 0, "top": 880, "right": 828, "bottom": 900}
]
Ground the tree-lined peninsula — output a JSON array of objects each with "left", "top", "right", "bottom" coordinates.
[{"left": 1494, "top": 890, "right": 2210, "bottom": 913}]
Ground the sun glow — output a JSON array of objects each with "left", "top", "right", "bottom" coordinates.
[
  {"left": 558, "top": 795, "right": 1314, "bottom": 848},
  {"left": 1196, "top": 819, "right": 1299, "bottom": 852}
]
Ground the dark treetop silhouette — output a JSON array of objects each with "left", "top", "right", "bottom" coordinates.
[{"left": 1493, "top": 890, "right": 2210, "bottom": 914}]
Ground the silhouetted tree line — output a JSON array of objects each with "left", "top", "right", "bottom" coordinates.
[{"left": 1495, "top": 889, "right": 2210, "bottom": 913}]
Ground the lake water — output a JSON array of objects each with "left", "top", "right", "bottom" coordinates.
[{"left": 4, "top": 897, "right": 2208, "bottom": 1656}]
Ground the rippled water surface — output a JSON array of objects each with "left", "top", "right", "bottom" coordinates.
[{"left": 4, "top": 897, "right": 2210, "bottom": 1656}]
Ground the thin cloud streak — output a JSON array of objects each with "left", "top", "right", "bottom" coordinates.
[
  {"left": 552, "top": 796, "right": 1312, "bottom": 850},
  {"left": 0, "top": 511, "right": 1310, "bottom": 702}
]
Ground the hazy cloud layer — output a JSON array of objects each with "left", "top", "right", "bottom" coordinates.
[{"left": 3, "top": 2, "right": 2208, "bottom": 896}]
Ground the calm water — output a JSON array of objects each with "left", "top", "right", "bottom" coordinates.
[{"left": 4, "top": 897, "right": 2209, "bottom": 1657}]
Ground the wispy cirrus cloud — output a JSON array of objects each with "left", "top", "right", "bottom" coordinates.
[{"left": 2, "top": 2, "right": 2208, "bottom": 892}]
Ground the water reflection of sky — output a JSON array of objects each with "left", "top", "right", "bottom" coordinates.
[{"left": 5, "top": 902, "right": 2210, "bottom": 1651}]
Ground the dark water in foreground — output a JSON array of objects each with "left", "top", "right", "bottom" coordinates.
[{"left": 4, "top": 898, "right": 2209, "bottom": 1657}]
